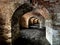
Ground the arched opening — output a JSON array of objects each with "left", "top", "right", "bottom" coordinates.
[
  {"left": 19, "top": 11, "right": 46, "bottom": 30},
  {"left": 29, "top": 17, "right": 40, "bottom": 29},
  {"left": 11, "top": 3, "right": 33, "bottom": 43},
  {"left": 11, "top": 3, "right": 50, "bottom": 45},
  {"left": 0, "top": 0, "right": 53, "bottom": 45}
]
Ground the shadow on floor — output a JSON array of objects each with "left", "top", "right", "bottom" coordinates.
[{"left": 13, "top": 29, "right": 50, "bottom": 45}]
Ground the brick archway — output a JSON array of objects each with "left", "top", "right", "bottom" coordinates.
[
  {"left": 20, "top": 11, "right": 45, "bottom": 29},
  {"left": 0, "top": 2, "right": 51, "bottom": 45},
  {"left": 11, "top": 3, "right": 33, "bottom": 41}
]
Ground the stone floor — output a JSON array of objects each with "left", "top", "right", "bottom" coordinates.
[{"left": 13, "top": 29, "right": 50, "bottom": 45}]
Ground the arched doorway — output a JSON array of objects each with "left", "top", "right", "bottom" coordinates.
[
  {"left": 11, "top": 3, "right": 33, "bottom": 43},
  {"left": 11, "top": 3, "right": 50, "bottom": 45},
  {"left": 29, "top": 17, "right": 40, "bottom": 29}
]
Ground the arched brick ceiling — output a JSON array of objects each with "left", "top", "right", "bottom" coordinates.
[
  {"left": 33, "top": 6, "right": 50, "bottom": 19},
  {"left": 20, "top": 10, "right": 46, "bottom": 28},
  {"left": 20, "top": 11, "right": 42, "bottom": 28},
  {"left": 20, "top": 12, "right": 35, "bottom": 28}
]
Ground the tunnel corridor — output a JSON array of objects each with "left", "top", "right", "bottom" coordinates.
[
  {"left": 0, "top": 0, "right": 60, "bottom": 45},
  {"left": 11, "top": 3, "right": 50, "bottom": 45}
]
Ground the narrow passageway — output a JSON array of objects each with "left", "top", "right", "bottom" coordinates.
[
  {"left": 0, "top": 0, "right": 60, "bottom": 45},
  {"left": 12, "top": 10, "right": 50, "bottom": 45},
  {"left": 12, "top": 3, "right": 50, "bottom": 45}
]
